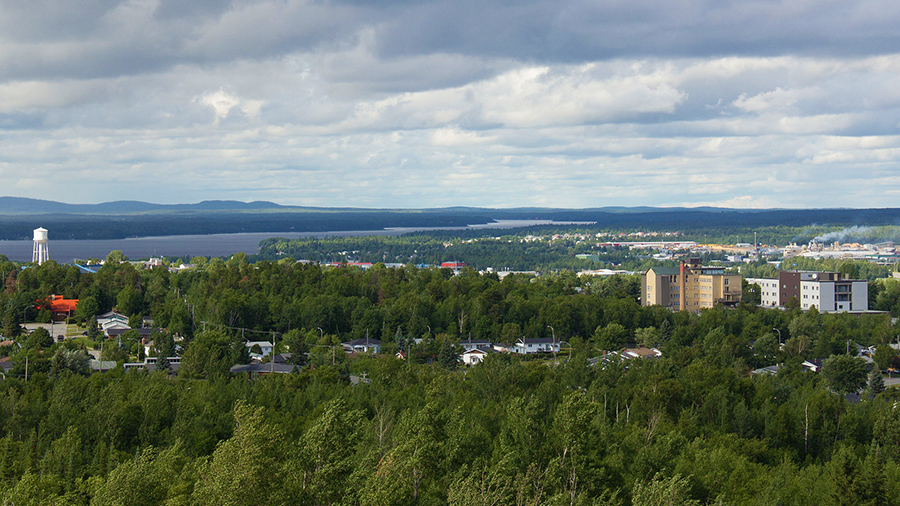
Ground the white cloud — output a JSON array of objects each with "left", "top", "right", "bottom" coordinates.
[{"left": 4, "top": 2, "right": 900, "bottom": 208}]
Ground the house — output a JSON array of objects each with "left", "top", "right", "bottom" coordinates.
[
  {"left": 461, "top": 346, "right": 493, "bottom": 365},
  {"left": 40, "top": 295, "right": 79, "bottom": 321},
  {"left": 512, "top": 338, "right": 560, "bottom": 355},
  {"left": 751, "top": 365, "right": 780, "bottom": 376},
  {"left": 90, "top": 359, "right": 118, "bottom": 372},
  {"left": 460, "top": 338, "right": 492, "bottom": 352},
  {"left": 230, "top": 363, "right": 295, "bottom": 379},
  {"left": 107, "top": 327, "right": 162, "bottom": 341},
  {"left": 245, "top": 341, "right": 274, "bottom": 360},
  {"left": 97, "top": 311, "right": 130, "bottom": 333},
  {"left": 123, "top": 356, "right": 182, "bottom": 373},
  {"left": 102, "top": 320, "right": 131, "bottom": 336},
  {"left": 342, "top": 338, "right": 381, "bottom": 354},
  {"left": 620, "top": 347, "right": 662, "bottom": 360},
  {"left": 0, "top": 357, "right": 14, "bottom": 375},
  {"left": 802, "top": 359, "right": 825, "bottom": 373}
]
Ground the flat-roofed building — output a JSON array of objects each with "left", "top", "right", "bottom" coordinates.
[
  {"left": 747, "top": 271, "right": 868, "bottom": 313},
  {"left": 642, "top": 258, "right": 742, "bottom": 311}
]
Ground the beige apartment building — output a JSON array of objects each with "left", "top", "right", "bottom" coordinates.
[{"left": 642, "top": 259, "right": 742, "bottom": 311}]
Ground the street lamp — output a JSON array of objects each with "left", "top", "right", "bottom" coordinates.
[
  {"left": 773, "top": 328, "right": 781, "bottom": 345},
  {"left": 547, "top": 325, "right": 557, "bottom": 362}
]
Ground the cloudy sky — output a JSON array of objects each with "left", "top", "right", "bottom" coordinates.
[{"left": 2, "top": 0, "right": 900, "bottom": 209}]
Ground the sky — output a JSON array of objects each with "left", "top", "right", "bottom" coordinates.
[{"left": 2, "top": 0, "right": 900, "bottom": 209}]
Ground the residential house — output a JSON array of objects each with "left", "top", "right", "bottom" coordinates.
[
  {"left": 107, "top": 327, "right": 161, "bottom": 340},
  {"left": 620, "top": 347, "right": 662, "bottom": 360},
  {"left": 460, "top": 338, "right": 493, "bottom": 352},
  {"left": 245, "top": 341, "right": 274, "bottom": 361},
  {"left": 512, "top": 337, "right": 560, "bottom": 355},
  {"left": 342, "top": 338, "right": 382, "bottom": 354},
  {"left": 230, "top": 363, "right": 295, "bottom": 379},
  {"left": 461, "top": 346, "right": 493, "bottom": 365}
]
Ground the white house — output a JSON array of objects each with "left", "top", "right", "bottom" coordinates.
[
  {"left": 342, "top": 338, "right": 381, "bottom": 354},
  {"left": 512, "top": 337, "right": 560, "bottom": 355},
  {"left": 246, "top": 341, "right": 274, "bottom": 360},
  {"left": 97, "top": 311, "right": 130, "bottom": 335},
  {"left": 620, "top": 347, "right": 662, "bottom": 360},
  {"left": 461, "top": 347, "right": 493, "bottom": 365},
  {"left": 460, "top": 338, "right": 493, "bottom": 352}
]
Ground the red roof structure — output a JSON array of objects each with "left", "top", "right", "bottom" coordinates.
[{"left": 39, "top": 295, "right": 79, "bottom": 315}]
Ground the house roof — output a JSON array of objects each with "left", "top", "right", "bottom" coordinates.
[
  {"left": 43, "top": 296, "right": 78, "bottom": 313},
  {"left": 519, "top": 338, "right": 556, "bottom": 345},
  {"left": 647, "top": 266, "right": 681, "bottom": 276},
  {"left": 107, "top": 327, "right": 161, "bottom": 337},
  {"left": 230, "top": 363, "right": 295, "bottom": 374},
  {"left": 623, "top": 347, "right": 662, "bottom": 358},
  {"left": 97, "top": 311, "right": 127, "bottom": 320},
  {"left": 342, "top": 338, "right": 382, "bottom": 347}
]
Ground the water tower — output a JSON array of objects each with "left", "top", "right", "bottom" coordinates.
[{"left": 32, "top": 227, "right": 49, "bottom": 265}]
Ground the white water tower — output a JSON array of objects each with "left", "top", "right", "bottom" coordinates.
[{"left": 32, "top": 227, "right": 49, "bottom": 265}]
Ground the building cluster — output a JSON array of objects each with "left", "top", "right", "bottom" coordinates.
[
  {"left": 782, "top": 240, "right": 898, "bottom": 263},
  {"left": 746, "top": 271, "right": 869, "bottom": 313},
  {"left": 641, "top": 258, "right": 743, "bottom": 311}
]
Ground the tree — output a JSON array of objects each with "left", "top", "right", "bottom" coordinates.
[
  {"left": 839, "top": 262, "right": 860, "bottom": 281},
  {"left": 438, "top": 340, "right": 459, "bottom": 370},
  {"left": 635, "top": 326, "right": 660, "bottom": 348},
  {"left": 50, "top": 348, "right": 91, "bottom": 377},
  {"left": 868, "top": 370, "right": 885, "bottom": 396},
  {"left": 26, "top": 327, "right": 52, "bottom": 349},
  {"left": 594, "top": 322, "right": 627, "bottom": 351},
  {"left": 194, "top": 402, "right": 286, "bottom": 506},
  {"left": 873, "top": 345, "right": 896, "bottom": 372},
  {"left": 74, "top": 296, "right": 99, "bottom": 323},
  {"left": 117, "top": 285, "right": 143, "bottom": 318},
  {"left": 101, "top": 339, "right": 128, "bottom": 362},
  {"left": 822, "top": 354, "right": 868, "bottom": 396},
  {"left": 632, "top": 473, "right": 699, "bottom": 506},
  {"left": 106, "top": 250, "right": 126, "bottom": 264},
  {"left": 2, "top": 303, "right": 20, "bottom": 338},
  {"left": 743, "top": 280, "right": 762, "bottom": 305}
]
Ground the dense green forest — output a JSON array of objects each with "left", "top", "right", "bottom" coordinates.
[{"left": 2, "top": 256, "right": 900, "bottom": 504}]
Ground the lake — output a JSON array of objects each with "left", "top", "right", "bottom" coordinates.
[{"left": 0, "top": 220, "right": 593, "bottom": 262}]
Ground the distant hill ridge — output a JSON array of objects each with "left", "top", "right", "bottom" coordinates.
[
  {"left": 0, "top": 196, "right": 897, "bottom": 242},
  {"left": 0, "top": 197, "right": 287, "bottom": 215},
  {"left": 0, "top": 196, "right": 777, "bottom": 216}
]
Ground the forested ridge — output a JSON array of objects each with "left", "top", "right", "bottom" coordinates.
[{"left": 2, "top": 256, "right": 900, "bottom": 504}]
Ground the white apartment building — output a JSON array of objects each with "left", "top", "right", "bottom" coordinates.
[
  {"left": 746, "top": 277, "right": 779, "bottom": 308},
  {"left": 746, "top": 271, "right": 867, "bottom": 313}
]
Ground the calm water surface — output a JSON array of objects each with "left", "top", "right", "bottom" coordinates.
[{"left": 0, "top": 220, "right": 592, "bottom": 262}]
